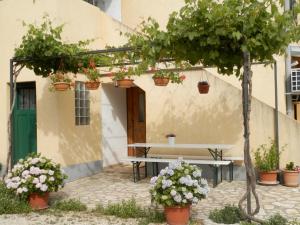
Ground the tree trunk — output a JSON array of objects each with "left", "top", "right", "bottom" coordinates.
[{"left": 238, "top": 52, "right": 264, "bottom": 223}]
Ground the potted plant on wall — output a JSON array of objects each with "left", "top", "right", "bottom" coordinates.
[
  {"left": 283, "top": 162, "right": 300, "bottom": 187},
  {"left": 152, "top": 70, "right": 186, "bottom": 86},
  {"left": 49, "top": 72, "right": 72, "bottom": 91},
  {"left": 113, "top": 66, "right": 135, "bottom": 88},
  {"left": 4, "top": 153, "right": 67, "bottom": 210},
  {"left": 79, "top": 59, "right": 101, "bottom": 90},
  {"left": 150, "top": 160, "right": 209, "bottom": 225},
  {"left": 254, "top": 139, "right": 281, "bottom": 185}
]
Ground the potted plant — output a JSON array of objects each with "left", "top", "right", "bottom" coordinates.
[
  {"left": 4, "top": 153, "right": 67, "bottom": 210},
  {"left": 152, "top": 70, "right": 170, "bottom": 86},
  {"left": 113, "top": 67, "right": 135, "bottom": 88},
  {"left": 254, "top": 140, "right": 281, "bottom": 185},
  {"left": 283, "top": 162, "right": 300, "bottom": 187},
  {"left": 198, "top": 81, "right": 210, "bottom": 94},
  {"left": 150, "top": 160, "right": 209, "bottom": 225},
  {"left": 79, "top": 59, "right": 101, "bottom": 90},
  {"left": 49, "top": 72, "right": 72, "bottom": 91},
  {"left": 166, "top": 133, "right": 176, "bottom": 145}
]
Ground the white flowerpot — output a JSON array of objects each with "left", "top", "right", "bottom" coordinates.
[{"left": 168, "top": 137, "right": 175, "bottom": 145}]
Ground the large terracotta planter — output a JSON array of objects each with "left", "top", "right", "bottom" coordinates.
[
  {"left": 259, "top": 171, "right": 278, "bottom": 184},
  {"left": 28, "top": 192, "right": 49, "bottom": 210},
  {"left": 116, "top": 79, "right": 134, "bottom": 88},
  {"left": 164, "top": 205, "right": 191, "bottom": 225},
  {"left": 153, "top": 77, "right": 170, "bottom": 86},
  {"left": 283, "top": 170, "right": 299, "bottom": 187},
  {"left": 53, "top": 82, "right": 70, "bottom": 91},
  {"left": 198, "top": 82, "right": 210, "bottom": 94},
  {"left": 85, "top": 81, "right": 100, "bottom": 90}
]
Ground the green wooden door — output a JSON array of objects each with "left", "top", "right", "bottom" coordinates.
[{"left": 13, "top": 82, "right": 37, "bottom": 164}]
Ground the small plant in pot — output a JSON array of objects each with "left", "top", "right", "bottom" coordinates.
[
  {"left": 150, "top": 160, "right": 209, "bottom": 225},
  {"left": 79, "top": 59, "right": 101, "bottom": 90},
  {"left": 113, "top": 66, "right": 135, "bottom": 88},
  {"left": 4, "top": 153, "right": 67, "bottom": 210},
  {"left": 152, "top": 70, "right": 186, "bottom": 86},
  {"left": 166, "top": 133, "right": 176, "bottom": 145},
  {"left": 254, "top": 139, "right": 282, "bottom": 185},
  {"left": 49, "top": 72, "right": 72, "bottom": 91},
  {"left": 283, "top": 162, "right": 300, "bottom": 187}
]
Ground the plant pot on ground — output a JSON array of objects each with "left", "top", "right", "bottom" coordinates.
[
  {"left": 150, "top": 161, "right": 209, "bottom": 225},
  {"left": 254, "top": 139, "right": 282, "bottom": 185},
  {"left": 283, "top": 162, "right": 299, "bottom": 187},
  {"left": 4, "top": 153, "right": 68, "bottom": 210},
  {"left": 198, "top": 81, "right": 210, "bottom": 94}
]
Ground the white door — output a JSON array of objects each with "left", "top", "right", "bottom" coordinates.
[{"left": 101, "top": 84, "right": 128, "bottom": 167}]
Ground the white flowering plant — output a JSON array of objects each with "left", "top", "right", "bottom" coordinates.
[
  {"left": 4, "top": 153, "right": 67, "bottom": 198},
  {"left": 150, "top": 160, "right": 209, "bottom": 207}
]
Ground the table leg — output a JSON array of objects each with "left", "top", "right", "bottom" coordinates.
[
  {"left": 213, "top": 166, "right": 219, "bottom": 187},
  {"left": 220, "top": 149, "right": 223, "bottom": 182},
  {"left": 144, "top": 148, "right": 147, "bottom": 178}
]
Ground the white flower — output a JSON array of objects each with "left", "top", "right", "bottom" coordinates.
[
  {"left": 182, "top": 199, "right": 187, "bottom": 203},
  {"left": 174, "top": 194, "right": 182, "bottom": 203},
  {"left": 162, "top": 179, "right": 173, "bottom": 189},
  {"left": 192, "top": 170, "right": 202, "bottom": 178},
  {"left": 31, "top": 158, "right": 40, "bottom": 165},
  {"left": 32, "top": 178, "right": 39, "bottom": 184},
  {"left": 22, "top": 187, "right": 28, "bottom": 192},
  {"left": 170, "top": 190, "right": 177, "bottom": 196},
  {"left": 48, "top": 170, "right": 54, "bottom": 176},
  {"left": 181, "top": 187, "right": 187, "bottom": 192},
  {"left": 5, "top": 178, "right": 11, "bottom": 184},
  {"left": 18, "top": 159, "right": 24, "bottom": 163},
  {"left": 35, "top": 183, "right": 42, "bottom": 188},
  {"left": 159, "top": 169, "right": 166, "bottom": 176},
  {"left": 17, "top": 188, "right": 23, "bottom": 194},
  {"left": 184, "top": 192, "right": 193, "bottom": 200},
  {"left": 150, "top": 176, "right": 158, "bottom": 185},
  {"left": 22, "top": 170, "right": 30, "bottom": 177},
  {"left": 7, "top": 173, "right": 12, "bottom": 178},
  {"left": 27, "top": 157, "right": 33, "bottom": 161},
  {"left": 201, "top": 178, "right": 208, "bottom": 185},
  {"left": 169, "top": 161, "right": 182, "bottom": 170},
  {"left": 40, "top": 184, "right": 48, "bottom": 192},
  {"left": 49, "top": 177, "right": 55, "bottom": 181},
  {"left": 39, "top": 175, "right": 47, "bottom": 183},
  {"left": 166, "top": 168, "right": 174, "bottom": 176},
  {"left": 12, "top": 176, "right": 20, "bottom": 182},
  {"left": 21, "top": 179, "right": 26, "bottom": 183},
  {"left": 192, "top": 197, "right": 199, "bottom": 204}
]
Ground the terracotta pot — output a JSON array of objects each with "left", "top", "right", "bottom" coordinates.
[
  {"left": 116, "top": 79, "right": 134, "bottom": 88},
  {"left": 85, "top": 81, "right": 101, "bottom": 90},
  {"left": 198, "top": 82, "right": 210, "bottom": 94},
  {"left": 283, "top": 170, "right": 299, "bottom": 187},
  {"left": 28, "top": 192, "right": 49, "bottom": 210},
  {"left": 259, "top": 171, "right": 278, "bottom": 184},
  {"left": 164, "top": 205, "right": 191, "bottom": 225},
  {"left": 53, "top": 82, "right": 70, "bottom": 91},
  {"left": 153, "top": 77, "right": 170, "bottom": 86}
]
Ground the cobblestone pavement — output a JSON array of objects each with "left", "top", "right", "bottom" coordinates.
[{"left": 56, "top": 165, "right": 300, "bottom": 225}]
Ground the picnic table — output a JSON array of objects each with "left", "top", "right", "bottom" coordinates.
[{"left": 124, "top": 143, "right": 236, "bottom": 187}]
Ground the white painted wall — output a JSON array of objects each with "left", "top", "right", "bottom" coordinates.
[
  {"left": 103, "top": 0, "right": 122, "bottom": 22},
  {"left": 101, "top": 84, "right": 127, "bottom": 167}
]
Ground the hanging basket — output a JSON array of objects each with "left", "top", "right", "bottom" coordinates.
[
  {"left": 85, "top": 81, "right": 101, "bottom": 90},
  {"left": 53, "top": 82, "right": 70, "bottom": 91},
  {"left": 153, "top": 77, "right": 170, "bottom": 86},
  {"left": 198, "top": 81, "right": 210, "bottom": 94},
  {"left": 116, "top": 79, "right": 134, "bottom": 88}
]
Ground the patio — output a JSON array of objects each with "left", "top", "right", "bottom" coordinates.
[{"left": 55, "top": 165, "right": 300, "bottom": 224}]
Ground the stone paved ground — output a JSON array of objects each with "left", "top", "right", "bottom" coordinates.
[
  {"left": 56, "top": 165, "right": 300, "bottom": 224},
  {"left": 1, "top": 165, "right": 299, "bottom": 225}
]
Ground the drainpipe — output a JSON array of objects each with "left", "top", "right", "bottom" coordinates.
[
  {"left": 9, "top": 59, "right": 14, "bottom": 169},
  {"left": 274, "top": 61, "right": 280, "bottom": 169}
]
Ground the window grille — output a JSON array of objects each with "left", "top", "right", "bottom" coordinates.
[{"left": 75, "top": 82, "right": 90, "bottom": 125}]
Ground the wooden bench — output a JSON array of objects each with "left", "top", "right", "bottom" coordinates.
[{"left": 122, "top": 157, "right": 233, "bottom": 187}]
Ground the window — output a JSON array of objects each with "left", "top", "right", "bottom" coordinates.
[{"left": 75, "top": 82, "right": 90, "bottom": 125}]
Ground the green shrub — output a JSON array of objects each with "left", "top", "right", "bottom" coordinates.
[
  {"left": 51, "top": 199, "right": 87, "bottom": 212},
  {"left": 0, "top": 182, "right": 31, "bottom": 214},
  {"left": 262, "top": 214, "right": 288, "bottom": 225},
  {"left": 209, "top": 205, "right": 243, "bottom": 224}
]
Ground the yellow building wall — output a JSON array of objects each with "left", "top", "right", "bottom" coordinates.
[{"left": 0, "top": 0, "right": 131, "bottom": 168}]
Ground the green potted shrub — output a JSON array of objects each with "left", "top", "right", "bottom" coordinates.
[
  {"left": 283, "top": 162, "right": 299, "bottom": 187},
  {"left": 254, "top": 139, "right": 281, "bottom": 185},
  {"left": 4, "top": 153, "right": 67, "bottom": 210},
  {"left": 79, "top": 59, "right": 102, "bottom": 90},
  {"left": 150, "top": 160, "right": 209, "bottom": 225},
  {"left": 113, "top": 66, "right": 135, "bottom": 88},
  {"left": 152, "top": 70, "right": 186, "bottom": 86},
  {"left": 49, "top": 72, "right": 72, "bottom": 91}
]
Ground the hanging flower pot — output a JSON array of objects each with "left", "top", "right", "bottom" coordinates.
[
  {"left": 164, "top": 205, "right": 191, "bottom": 225},
  {"left": 53, "top": 82, "right": 70, "bottom": 91},
  {"left": 85, "top": 81, "right": 101, "bottom": 90},
  {"left": 198, "top": 81, "right": 210, "bottom": 94},
  {"left": 28, "top": 192, "right": 49, "bottom": 210},
  {"left": 153, "top": 77, "right": 170, "bottom": 86},
  {"left": 116, "top": 79, "right": 134, "bottom": 88}
]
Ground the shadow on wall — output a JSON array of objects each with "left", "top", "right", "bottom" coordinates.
[
  {"left": 138, "top": 70, "right": 244, "bottom": 156},
  {"left": 37, "top": 79, "right": 101, "bottom": 167}
]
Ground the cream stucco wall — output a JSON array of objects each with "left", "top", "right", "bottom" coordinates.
[{"left": 0, "top": 0, "right": 131, "bottom": 168}]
